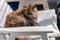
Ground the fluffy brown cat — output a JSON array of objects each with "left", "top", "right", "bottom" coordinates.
[{"left": 5, "top": 4, "right": 38, "bottom": 27}]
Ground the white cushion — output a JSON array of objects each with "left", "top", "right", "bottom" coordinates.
[{"left": 36, "top": 9, "right": 57, "bottom": 26}]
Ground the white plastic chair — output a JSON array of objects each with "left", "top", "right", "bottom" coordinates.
[
  {"left": 0, "top": 0, "right": 59, "bottom": 40},
  {"left": 36, "top": 9, "right": 60, "bottom": 40}
]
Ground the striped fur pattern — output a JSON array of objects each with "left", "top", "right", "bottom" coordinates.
[{"left": 5, "top": 4, "right": 38, "bottom": 27}]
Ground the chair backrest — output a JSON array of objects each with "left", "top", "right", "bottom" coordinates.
[
  {"left": 0, "top": 0, "right": 13, "bottom": 28},
  {"left": 18, "top": 0, "right": 49, "bottom": 10},
  {"left": 36, "top": 9, "right": 59, "bottom": 31}
]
